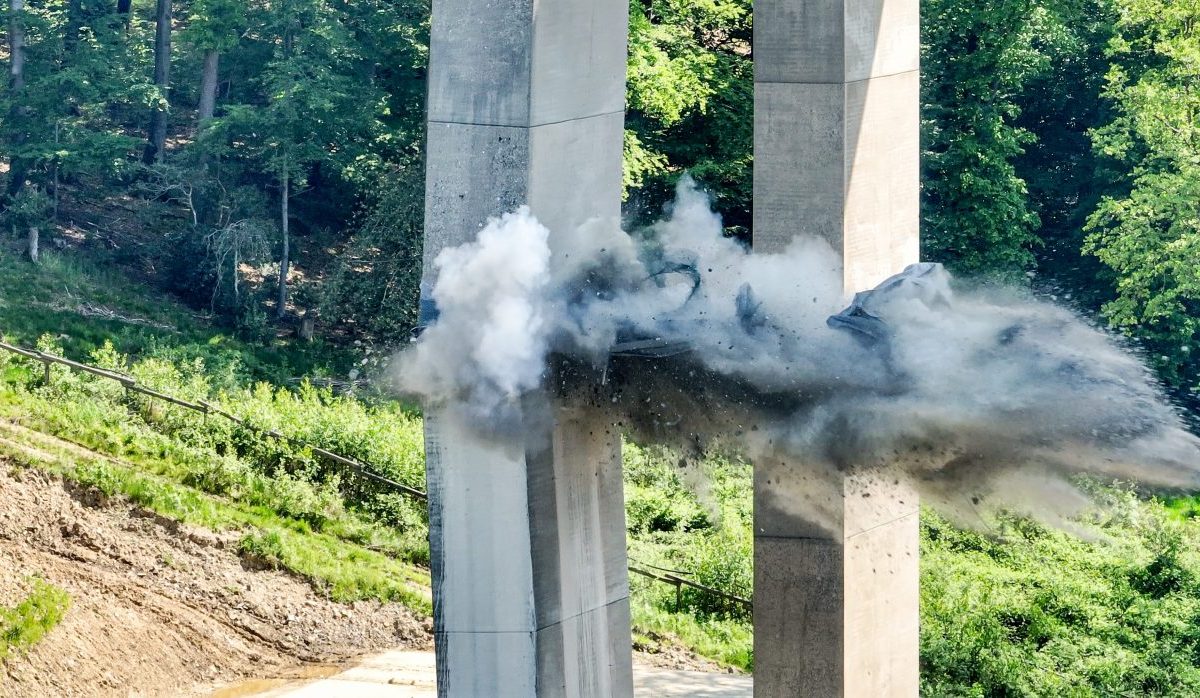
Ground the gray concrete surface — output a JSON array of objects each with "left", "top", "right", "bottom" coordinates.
[
  {"left": 421, "top": 1, "right": 632, "bottom": 696},
  {"left": 752, "top": 0, "right": 921, "bottom": 695},
  {"left": 249, "top": 651, "right": 752, "bottom": 698}
]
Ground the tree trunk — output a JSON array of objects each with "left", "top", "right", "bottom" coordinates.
[
  {"left": 10, "top": 0, "right": 25, "bottom": 93},
  {"left": 6, "top": 0, "right": 27, "bottom": 198},
  {"left": 143, "top": 0, "right": 172, "bottom": 164},
  {"left": 274, "top": 27, "right": 295, "bottom": 320},
  {"left": 27, "top": 226, "right": 38, "bottom": 263},
  {"left": 116, "top": 0, "right": 131, "bottom": 32},
  {"left": 299, "top": 310, "right": 315, "bottom": 341},
  {"left": 277, "top": 169, "right": 290, "bottom": 319},
  {"left": 198, "top": 50, "right": 220, "bottom": 124},
  {"left": 52, "top": 122, "right": 59, "bottom": 221}
]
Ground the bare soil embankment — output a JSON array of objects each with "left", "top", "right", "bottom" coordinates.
[{"left": 0, "top": 458, "right": 429, "bottom": 698}]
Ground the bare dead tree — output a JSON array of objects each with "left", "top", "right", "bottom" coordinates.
[
  {"left": 205, "top": 218, "right": 270, "bottom": 307},
  {"left": 138, "top": 162, "right": 200, "bottom": 226}
]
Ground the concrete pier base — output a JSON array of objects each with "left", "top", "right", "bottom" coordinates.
[
  {"left": 421, "top": 0, "right": 632, "bottom": 695},
  {"left": 424, "top": 405, "right": 633, "bottom": 697},
  {"left": 753, "top": 0, "right": 921, "bottom": 695},
  {"left": 754, "top": 466, "right": 919, "bottom": 696}
]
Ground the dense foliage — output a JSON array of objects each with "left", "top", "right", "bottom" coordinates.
[
  {"left": 624, "top": 0, "right": 753, "bottom": 235},
  {"left": 921, "top": 498, "right": 1200, "bottom": 695},
  {"left": 1083, "top": 0, "right": 1200, "bottom": 394},
  {"left": 920, "top": 0, "right": 1049, "bottom": 279},
  {"left": 1, "top": 0, "right": 428, "bottom": 335},
  {"left": 4, "top": 0, "right": 1199, "bottom": 398}
]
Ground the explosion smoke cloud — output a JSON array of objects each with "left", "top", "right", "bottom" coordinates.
[{"left": 396, "top": 178, "right": 1200, "bottom": 530}]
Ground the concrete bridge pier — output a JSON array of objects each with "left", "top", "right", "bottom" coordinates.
[
  {"left": 421, "top": 0, "right": 633, "bottom": 695},
  {"left": 753, "top": 0, "right": 921, "bottom": 695}
]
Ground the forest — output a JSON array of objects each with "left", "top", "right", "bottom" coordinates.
[
  {"left": 1, "top": 0, "right": 1197, "bottom": 405},
  {"left": 3, "top": 0, "right": 1200, "bottom": 694}
]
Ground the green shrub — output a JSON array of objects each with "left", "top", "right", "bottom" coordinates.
[
  {"left": 238, "top": 531, "right": 287, "bottom": 569},
  {"left": 920, "top": 502, "right": 1200, "bottom": 695},
  {"left": 73, "top": 462, "right": 123, "bottom": 498},
  {"left": 182, "top": 454, "right": 252, "bottom": 498},
  {"left": 626, "top": 486, "right": 705, "bottom": 534},
  {"left": 681, "top": 531, "right": 752, "bottom": 621},
  {"left": 1, "top": 579, "right": 71, "bottom": 663}
]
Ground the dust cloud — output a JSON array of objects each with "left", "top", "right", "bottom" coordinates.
[{"left": 395, "top": 179, "right": 1200, "bottom": 530}]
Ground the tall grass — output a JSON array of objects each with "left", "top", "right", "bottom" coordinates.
[{"left": 0, "top": 335, "right": 428, "bottom": 542}]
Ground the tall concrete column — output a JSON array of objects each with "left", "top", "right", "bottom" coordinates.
[
  {"left": 421, "top": 1, "right": 633, "bottom": 696},
  {"left": 752, "top": 0, "right": 921, "bottom": 695}
]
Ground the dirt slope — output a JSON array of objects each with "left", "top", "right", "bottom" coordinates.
[{"left": 0, "top": 462, "right": 430, "bottom": 698}]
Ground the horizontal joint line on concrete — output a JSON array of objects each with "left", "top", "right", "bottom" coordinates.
[
  {"left": 437, "top": 630, "right": 534, "bottom": 636},
  {"left": 535, "top": 595, "right": 631, "bottom": 633},
  {"left": 754, "top": 67, "right": 920, "bottom": 88},
  {"left": 428, "top": 110, "right": 625, "bottom": 131},
  {"left": 845, "top": 510, "right": 920, "bottom": 541},
  {"left": 756, "top": 512, "right": 919, "bottom": 543}
]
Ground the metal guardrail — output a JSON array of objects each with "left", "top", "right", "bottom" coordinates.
[
  {"left": 628, "top": 563, "right": 752, "bottom": 613},
  {"left": 0, "top": 338, "right": 751, "bottom": 613},
  {"left": 0, "top": 339, "right": 426, "bottom": 501}
]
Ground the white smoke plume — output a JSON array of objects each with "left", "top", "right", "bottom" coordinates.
[
  {"left": 394, "top": 178, "right": 1200, "bottom": 529},
  {"left": 399, "top": 208, "right": 553, "bottom": 420}
]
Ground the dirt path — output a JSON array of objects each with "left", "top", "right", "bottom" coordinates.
[
  {"left": 222, "top": 650, "right": 753, "bottom": 697},
  {"left": 0, "top": 461, "right": 429, "bottom": 698}
]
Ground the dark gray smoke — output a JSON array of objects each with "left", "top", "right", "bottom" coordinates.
[{"left": 396, "top": 179, "right": 1200, "bottom": 530}]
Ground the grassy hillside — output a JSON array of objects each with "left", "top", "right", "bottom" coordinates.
[
  {"left": 0, "top": 250, "right": 355, "bottom": 387},
  {"left": 0, "top": 248, "right": 431, "bottom": 611},
  {"left": 5, "top": 247, "right": 1200, "bottom": 693}
]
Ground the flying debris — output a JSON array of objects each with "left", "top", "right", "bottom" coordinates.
[{"left": 396, "top": 179, "right": 1200, "bottom": 530}]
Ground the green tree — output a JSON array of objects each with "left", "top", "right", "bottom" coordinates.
[
  {"left": 2, "top": 0, "right": 149, "bottom": 202},
  {"left": 321, "top": 158, "right": 424, "bottom": 344},
  {"left": 211, "top": 0, "right": 401, "bottom": 319},
  {"left": 921, "top": 0, "right": 1057, "bottom": 280},
  {"left": 1084, "top": 0, "right": 1200, "bottom": 389},
  {"left": 183, "top": 0, "right": 245, "bottom": 126},
  {"left": 624, "top": 0, "right": 753, "bottom": 236},
  {"left": 1012, "top": 0, "right": 1117, "bottom": 304}
]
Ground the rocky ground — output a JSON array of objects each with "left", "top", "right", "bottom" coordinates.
[
  {"left": 0, "top": 424, "right": 735, "bottom": 697},
  {"left": 0, "top": 461, "right": 429, "bottom": 698}
]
